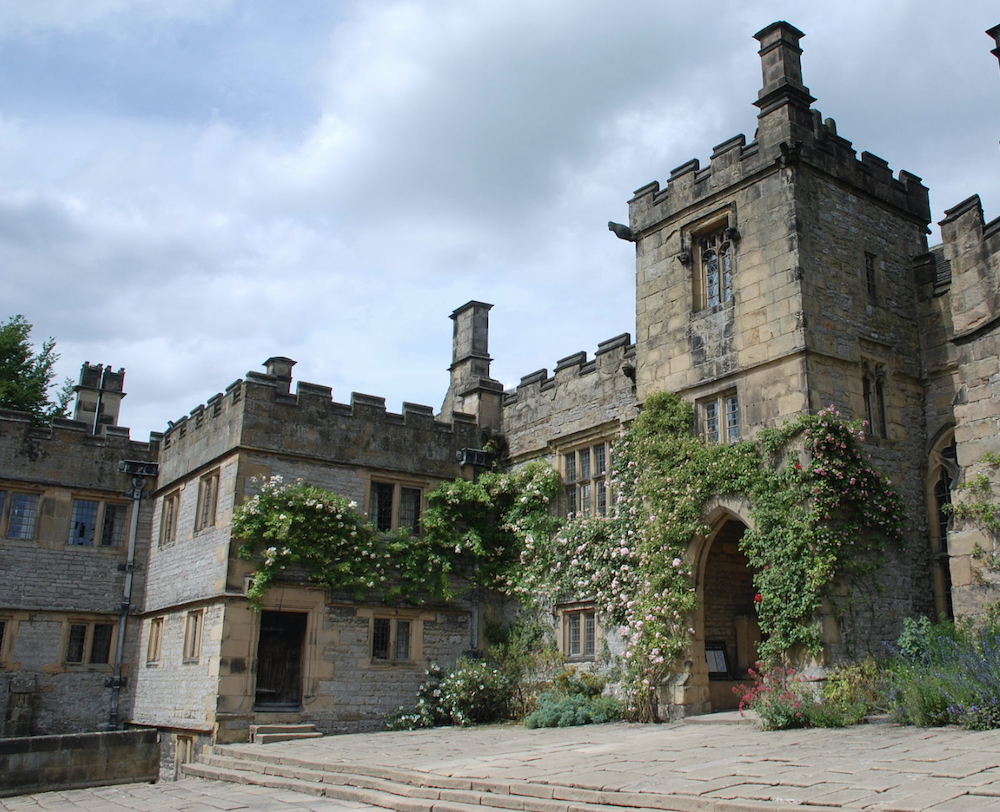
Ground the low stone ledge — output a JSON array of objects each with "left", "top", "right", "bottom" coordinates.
[{"left": 0, "top": 728, "right": 158, "bottom": 797}]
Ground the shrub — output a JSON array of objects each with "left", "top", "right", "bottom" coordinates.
[
  {"left": 886, "top": 615, "right": 1000, "bottom": 730},
  {"left": 386, "top": 658, "right": 514, "bottom": 730},
  {"left": 524, "top": 692, "right": 621, "bottom": 728},
  {"left": 735, "top": 663, "right": 820, "bottom": 730},
  {"left": 484, "top": 616, "right": 562, "bottom": 718},
  {"left": 815, "top": 657, "right": 886, "bottom": 726},
  {"left": 523, "top": 668, "right": 621, "bottom": 728}
]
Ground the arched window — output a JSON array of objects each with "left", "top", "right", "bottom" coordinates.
[
  {"left": 927, "top": 433, "right": 957, "bottom": 620},
  {"left": 862, "top": 362, "right": 888, "bottom": 439},
  {"left": 697, "top": 228, "right": 734, "bottom": 310}
]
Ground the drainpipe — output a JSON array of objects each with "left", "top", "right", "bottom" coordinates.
[{"left": 108, "top": 462, "right": 158, "bottom": 729}]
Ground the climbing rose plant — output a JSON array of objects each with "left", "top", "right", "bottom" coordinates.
[
  {"left": 234, "top": 395, "right": 905, "bottom": 719},
  {"left": 235, "top": 476, "right": 456, "bottom": 607},
  {"left": 233, "top": 465, "right": 563, "bottom": 609},
  {"left": 516, "top": 393, "right": 906, "bottom": 715}
]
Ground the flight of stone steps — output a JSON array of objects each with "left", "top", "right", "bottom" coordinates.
[{"left": 182, "top": 745, "right": 709, "bottom": 812}]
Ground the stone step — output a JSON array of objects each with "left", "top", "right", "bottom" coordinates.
[
  {"left": 250, "top": 724, "right": 319, "bottom": 736},
  {"left": 253, "top": 731, "right": 325, "bottom": 744},
  {"left": 248, "top": 723, "right": 323, "bottom": 744},
  {"left": 186, "top": 749, "right": 709, "bottom": 812}
]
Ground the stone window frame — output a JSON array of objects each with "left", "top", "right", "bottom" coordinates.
[
  {"left": 557, "top": 602, "right": 601, "bottom": 662},
  {"left": 146, "top": 616, "right": 164, "bottom": 665},
  {"left": 0, "top": 489, "right": 40, "bottom": 540},
  {"left": 562, "top": 441, "right": 610, "bottom": 518},
  {"left": 685, "top": 208, "right": 737, "bottom": 313},
  {"left": 0, "top": 616, "right": 12, "bottom": 669},
  {"left": 698, "top": 390, "right": 741, "bottom": 444},
  {"left": 159, "top": 489, "right": 180, "bottom": 546},
  {"left": 864, "top": 251, "right": 878, "bottom": 303},
  {"left": 183, "top": 609, "right": 204, "bottom": 664},
  {"left": 357, "top": 607, "right": 430, "bottom": 666},
  {"left": 362, "top": 475, "right": 428, "bottom": 534},
  {"left": 194, "top": 470, "right": 220, "bottom": 533},
  {"left": 862, "top": 361, "right": 888, "bottom": 440},
  {"left": 67, "top": 497, "right": 130, "bottom": 547},
  {"left": 63, "top": 618, "right": 117, "bottom": 668}
]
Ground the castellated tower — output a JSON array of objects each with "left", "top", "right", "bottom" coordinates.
[
  {"left": 625, "top": 22, "right": 936, "bottom": 670},
  {"left": 629, "top": 22, "right": 930, "bottom": 438}
]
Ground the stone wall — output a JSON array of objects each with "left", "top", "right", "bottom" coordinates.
[
  {"left": 503, "top": 334, "right": 638, "bottom": 467},
  {"left": 0, "top": 728, "right": 158, "bottom": 796},
  {"left": 0, "top": 413, "right": 158, "bottom": 735},
  {"left": 941, "top": 196, "right": 1000, "bottom": 615}
]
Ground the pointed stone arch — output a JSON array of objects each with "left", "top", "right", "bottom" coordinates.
[
  {"left": 926, "top": 426, "right": 957, "bottom": 620},
  {"left": 661, "top": 498, "right": 760, "bottom": 717}
]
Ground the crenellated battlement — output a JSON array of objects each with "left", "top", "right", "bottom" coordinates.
[
  {"left": 158, "top": 361, "right": 482, "bottom": 484},
  {"left": 0, "top": 408, "right": 161, "bottom": 450},
  {"left": 630, "top": 110, "right": 929, "bottom": 235},
  {"left": 502, "top": 334, "right": 637, "bottom": 464},
  {"left": 163, "top": 373, "right": 476, "bottom": 449},
  {"left": 504, "top": 333, "right": 634, "bottom": 405},
  {"left": 0, "top": 408, "right": 159, "bottom": 489}
]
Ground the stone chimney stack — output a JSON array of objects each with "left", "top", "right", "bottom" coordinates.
[
  {"left": 263, "top": 357, "right": 296, "bottom": 395},
  {"left": 440, "top": 301, "right": 503, "bottom": 431},
  {"left": 73, "top": 363, "right": 126, "bottom": 433},
  {"left": 753, "top": 22, "right": 816, "bottom": 136}
]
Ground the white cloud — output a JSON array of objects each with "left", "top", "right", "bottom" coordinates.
[{"left": 2, "top": 0, "right": 998, "bottom": 440}]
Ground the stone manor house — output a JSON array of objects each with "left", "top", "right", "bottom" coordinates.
[{"left": 1, "top": 21, "right": 999, "bottom": 768}]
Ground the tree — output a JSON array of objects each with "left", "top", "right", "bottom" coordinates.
[{"left": 0, "top": 315, "right": 73, "bottom": 422}]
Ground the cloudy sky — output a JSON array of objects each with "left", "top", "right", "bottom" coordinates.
[{"left": 3, "top": 0, "right": 999, "bottom": 440}]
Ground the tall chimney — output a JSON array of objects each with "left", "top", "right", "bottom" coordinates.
[
  {"left": 73, "top": 363, "right": 126, "bottom": 434},
  {"left": 753, "top": 22, "right": 816, "bottom": 131},
  {"left": 263, "top": 357, "right": 296, "bottom": 395},
  {"left": 440, "top": 301, "right": 503, "bottom": 431}
]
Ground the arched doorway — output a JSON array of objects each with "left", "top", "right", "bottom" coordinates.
[{"left": 698, "top": 516, "right": 760, "bottom": 710}]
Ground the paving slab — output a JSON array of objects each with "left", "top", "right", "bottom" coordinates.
[{"left": 6, "top": 719, "right": 1000, "bottom": 812}]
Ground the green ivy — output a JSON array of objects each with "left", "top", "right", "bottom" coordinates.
[
  {"left": 234, "top": 477, "right": 462, "bottom": 606},
  {"left": 420, "top": 461, "right": 564, "bottom": 593},
  {"left": 233, "top": 464, "right": 563, "bottom": 609},
  {"left": 235, "top": 395, "right": 906, "bottom": 717},
  {"left": 516, "top": 394, "right": 905, "bottom": 713},
  {"left": 948, "top": 452, "right": 1000, "bottom": 568}
]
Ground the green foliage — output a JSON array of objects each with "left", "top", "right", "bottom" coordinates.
[
  {"left": 887, "top": 615, "right": 1000, "bottom": 729},
  {"left": 0, "top": 314, "right": 72, "bottom": 423},
  {"left": 421, "top": 461, "right": 564, "bottom": 594},
  {"left": 523, "top": 691, "right": 621, "bottom": 728},
  {"left": 948, "top": 454, "right": 1000, "bottom": 567},
  {"left": 484, "top": 615, "right": 562, "bottom": 718},
  {"left": 234, "top": 465, "right": 562, "bottom": 608},
  {"left": 817, "top": 657, "right": 885, "bottom": 726},
  {"left": 744, "top": 407, "right": 906, "bottom": 659},
  {"left": 385, "top": 658, "right": 514, "bottom": 729},
  {"left": 738, "top": 657, "right": 889, "bottom": 730},
  {"left": 234, "top": 477, "right": 464, "bottom": 606},
  {"left": 553, "top": 667, "right": 605, "bottom": 697},
  {"left": 735, "top": 663, "right": 820, "bottom": 730},
  {"left": 523, "top": 668, "right": 620, "bottom": 728},
  {"left": 414, "top": 395, "right": 899, "bottom": 717}
]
